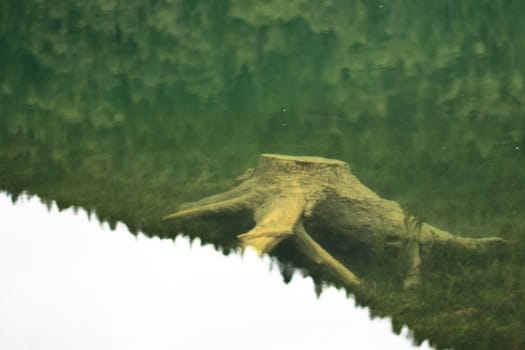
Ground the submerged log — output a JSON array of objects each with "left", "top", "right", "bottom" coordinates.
[{"left": 165, "top": 154, "right": 509, "bottom": 289}]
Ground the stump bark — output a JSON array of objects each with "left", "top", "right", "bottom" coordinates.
[{"left": 165, "top": 154, "right": 509, "bottom": 289}]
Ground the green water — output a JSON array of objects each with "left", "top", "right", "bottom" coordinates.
[{"left": 1, "top": 1, "right": 524, "bottom": 349}]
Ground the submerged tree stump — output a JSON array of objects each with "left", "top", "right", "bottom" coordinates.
[{"left": 165, "top": 154, "right": 509, "bottom": 289}]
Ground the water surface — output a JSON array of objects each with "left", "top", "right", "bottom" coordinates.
[
  {"left": 1, "top": 1, "right": 524, "bottom": 349},
  {"left": 0, "top": 193, "right": 432, "bottom": 350}
]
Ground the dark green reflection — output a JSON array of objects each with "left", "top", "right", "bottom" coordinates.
[{"left": 1, "top": 1, "right": 524, "bottom": 349}]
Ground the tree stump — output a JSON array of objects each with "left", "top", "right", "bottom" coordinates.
[{"left": 165, "top": 154, "right": 509, "bottom": 289}]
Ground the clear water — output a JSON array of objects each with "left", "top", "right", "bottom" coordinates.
[{"left": 1, "top": 1, "right": 524, "bottom": 349}]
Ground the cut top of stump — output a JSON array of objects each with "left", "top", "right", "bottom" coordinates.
[{"left": 255, "top": 153, "right": 351, "bottom": 179}]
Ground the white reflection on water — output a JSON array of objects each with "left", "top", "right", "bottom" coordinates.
[{"left": 0, "top": 193, "right": 433, "bottom": 350}]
